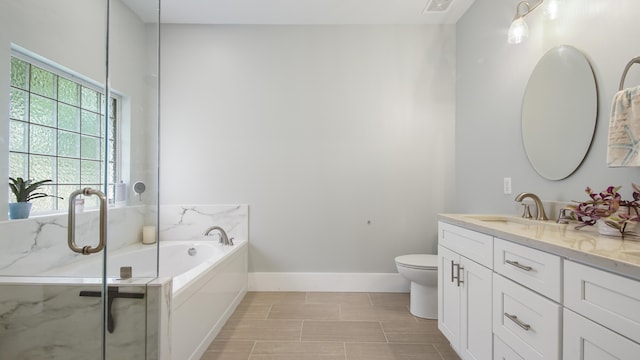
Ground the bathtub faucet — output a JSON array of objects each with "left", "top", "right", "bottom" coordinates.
[{"left": 204, "top": 226, "right": 234, "bottom": 246}]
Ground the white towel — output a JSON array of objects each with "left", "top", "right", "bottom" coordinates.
[{"left": 607, "top": 85, "right": 640, "bottom": 167}]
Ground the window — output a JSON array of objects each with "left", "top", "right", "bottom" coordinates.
[{"left": 8, "top": 53, "right": 118, "bottom": 212}]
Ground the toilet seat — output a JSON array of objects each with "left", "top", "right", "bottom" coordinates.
[{"left": 395, "top": 254, "right": 438, "bottom": 270}]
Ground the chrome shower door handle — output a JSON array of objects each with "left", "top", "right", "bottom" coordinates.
[{"left": 68, "top": 188, "right": 107, "bottom": 255}]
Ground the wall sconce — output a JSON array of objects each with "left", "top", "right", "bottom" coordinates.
[{"left": 508, "top": 0, "right": 544, "bottom": 44}]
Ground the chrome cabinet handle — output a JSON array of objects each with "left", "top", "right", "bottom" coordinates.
[
  {"left": 450, "top": 261, "right": 463, "bottom": 287},
  {"left": 506, "top": 260, "right": 533, "bottom": 271},
  {"left": 456, "top": 264, "right": 464, "bottom": 286},
  {"left": 504, "top": 312, "right": 531, "bottom": 331},
  {"left": 68, "top": 188, "right": 107, "bottom": 255},
  {"left": 451, "top": 260, "right": 456, "bottom": 283}
]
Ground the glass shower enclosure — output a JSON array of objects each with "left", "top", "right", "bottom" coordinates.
[{"left": 0, "top": 1, "right": 160, "bottom": 358}]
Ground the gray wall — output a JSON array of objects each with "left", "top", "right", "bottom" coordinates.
[
  {"left": 160, "top": 25, "right": 456, "bottom": 273},
  {"left": 456, "top": 0, "right": 640, "bottom": 214}
]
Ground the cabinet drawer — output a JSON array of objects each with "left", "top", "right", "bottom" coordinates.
[
  {"left": 494, "top": 335, "right": 524, "bottom": 360},
  {"left": 493, "top": 238, "right": 562, "bottom": 302},
  {"left": 493, "top": 274, "right": 561, "bottom": 360},
  {"left": 564, "top": 308, "right": 640, "bottom": 360},
  {"left": 564, "top": 260, "right": 640, "bottom": 344},
  {"left": 438, "top": 222, "right": 493, "bottom": 268}
]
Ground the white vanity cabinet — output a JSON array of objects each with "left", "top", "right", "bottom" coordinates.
[
  {"left": 438, "top": 215, "right": 640, "bottom": 360},
  {"left": 563, "top": 260, "right": 640, "bottom": 359},
  {"left": 438, "top": 222, "right": 493, "bottom": 360}
]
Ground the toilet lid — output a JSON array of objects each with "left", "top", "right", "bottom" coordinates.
[{"left": 395, "top": 254, "right": 438, "bottom": 270}]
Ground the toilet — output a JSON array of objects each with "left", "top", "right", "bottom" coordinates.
[{"left": 395, "top": 254, "right": 438, "bottom": 319}]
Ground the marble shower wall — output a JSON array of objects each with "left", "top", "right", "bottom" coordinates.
[
  {"left": 0, "top": 280, "right": 170, "bottom": 360},
  {"left": 0, "top": 205, "right": 151, "bottom": 276}
]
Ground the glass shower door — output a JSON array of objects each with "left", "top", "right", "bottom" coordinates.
[{"left": 0, "top": 1, "right": 160, "bottom": 359}]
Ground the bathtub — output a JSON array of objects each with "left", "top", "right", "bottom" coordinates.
[
  {"left": 163, "top": 240, "right": 248, "bottom": 360},
  {"left": 2, "top": 239, "right": 248, "bottom": 360}
]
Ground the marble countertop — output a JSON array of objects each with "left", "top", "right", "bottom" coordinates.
[{"left": 438, "top": 213, "right": 640, "bottom": 281}]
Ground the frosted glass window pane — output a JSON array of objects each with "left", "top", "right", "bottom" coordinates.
[
  {"left": 108, "top": 117, "right": 115, "bottom": 139},
  {"left": 9, "top": 153, "right": 28, "bottom": 181},
  {"left": 9, "top": 120, "right": 28, "bottom": 152},
  {"left": 30, "top": 94, "right": 56, "bottom": 126},
  {"left": 101, "top": 138, "right": 107, "bottom": 161},
  {"left": 81, "top": 110, "right": 101, "bottom": 136},
  {"left": 108, "top": 140, "right": 115, "bottom": 162},
  {"left": 81, "top": 135, "right": 100, "bottom": 160},
  {"left": 58, "top": 130, "right": 80, "bottom": 157},
  {"left": 31, "top": 66, "right": 56, "bottom": 98},
  {"left": 10, "top": 88, "right": 28, "bottom": 121},
  {"left": 107, "top": 184, "right": 115, "bottom": 202},
  {"left": 58, "top": 77, "right": 80, "bottom": 106},
  {"left": 81, "top": 87, "right": 99, "bottom": 112},
  {"left": 108, "top": 161, "right": 116, "bottom": 184},
  {"left": 30, "top": 125, "right": 56, "bottom": 155},
  {"left": 10, "top": 57, "right": 29, "bottom": 90},
  {"left": 58, "top": 103, "right": 80, "bottom": 131},
  {"left": 58, "top": 158, "right": 80, "bottom": 184},
  {"left": 31, "top": 185, "right": 55, "bottom": 212},
  {"left": 30, "top": 155, "right": 56, "bottom": 182},
  {"left": 81, "top": 160, "right": 100, "bottom": 184}
]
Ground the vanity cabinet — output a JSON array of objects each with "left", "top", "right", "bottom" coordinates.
[
  {"left": 438, "top": 217, "right": 640, "bottom": 360},
  {"left": 438, "top": 223, "right": 493, "bottom": 360}
]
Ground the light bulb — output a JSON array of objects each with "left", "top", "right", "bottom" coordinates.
[
  {"left": 545, "top": 0, "right": 560, "bottom": 20},
  {"left": 508, "top": 17, "right": 529, "bottom": 44}
]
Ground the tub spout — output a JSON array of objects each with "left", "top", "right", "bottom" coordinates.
[{"left": 204, "top": 226, "right": 233, "bottom": 245}]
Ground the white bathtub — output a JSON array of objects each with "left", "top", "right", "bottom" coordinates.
[
  {"left": 36, "top": 239, "right": 248, "bottom": 360},
  {"left": 165, "top": 240, "right": 248, "bottom": 360}
]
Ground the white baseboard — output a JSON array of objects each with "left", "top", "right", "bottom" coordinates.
[{"left": 248, "top": 272, "right": 410, "bottom": 293}]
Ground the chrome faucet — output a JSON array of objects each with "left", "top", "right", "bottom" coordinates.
[
  {"left": 514, "top": 192, "right": 548, "bottom": 221},
  {"left": 203, "top": 226, "right": 234, "bottom": 246}
]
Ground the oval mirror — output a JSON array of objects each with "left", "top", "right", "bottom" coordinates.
[{"left": 522, "top": 45, "right": 598, "bottom": 180}]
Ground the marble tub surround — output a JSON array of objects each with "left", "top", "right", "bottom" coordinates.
[
  {"left": 0, "top": 206, "right": 151, "bottom": 276},
  {"left": 439, "top": 213, "right": 640, "bottom": 280},
  {"left": 159, "top": 204, "right": 248, "bottom": 242}
]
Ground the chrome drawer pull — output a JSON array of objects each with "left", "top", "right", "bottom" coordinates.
[
  {"left": 506, "top": 260, "right": 533, "bottom": 271},
  {"left": 504, "top": 312, "right": 531, "bottom": 331}
]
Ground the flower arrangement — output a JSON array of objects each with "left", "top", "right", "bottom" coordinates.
[{"left": 569, "top": 184, "right": 640, "bottom": 237}]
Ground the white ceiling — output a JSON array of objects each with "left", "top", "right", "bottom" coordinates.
[{"left": 155, "top": 0, "right": 476, "bottom": 25}]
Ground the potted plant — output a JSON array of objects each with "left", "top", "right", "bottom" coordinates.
[
  {"left": 8, "top": 177, "right": 58, "bottom": 219},
  {"left": 569, "top": 184, "right": 640, "bottom": 237}
]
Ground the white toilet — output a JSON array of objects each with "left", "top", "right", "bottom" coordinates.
[{"left": 395, "top": 254, "right": 438, "bottom": 319}]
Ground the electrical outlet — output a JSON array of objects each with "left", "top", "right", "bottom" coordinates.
[{"left": 503, "top": 177, "right": 512, "bottom": 195}]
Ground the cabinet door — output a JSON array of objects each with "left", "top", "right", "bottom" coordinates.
[
  {"left": 564, "top": 308, "right": 640, "bottom": 360},
  {"left": 564, "top": 260, "right": 640, "bottom": 344},
  {"left": 494, "top": 335, "right": 525, "bottom": 360},
  {"left": 493, "top": 274, "right": 561, "bottom": 360},
  {"left": 460, "top": 256, "right": 493, "bottom": 360},
  {"left": 438, "top": 245, "right": 460, "bottom": 349}
]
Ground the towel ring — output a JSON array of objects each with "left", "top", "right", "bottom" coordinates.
[{"left": 619, "top": 56, "right": 640, "bottom": 90}]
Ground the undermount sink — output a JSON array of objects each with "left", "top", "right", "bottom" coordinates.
[{"left": 463, "top": 215, "right": 539, "bottom": 225}]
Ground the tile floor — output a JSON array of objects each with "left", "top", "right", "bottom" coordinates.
[{"left": 200, "top": 292, "right": 461, "bottom": 360}]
